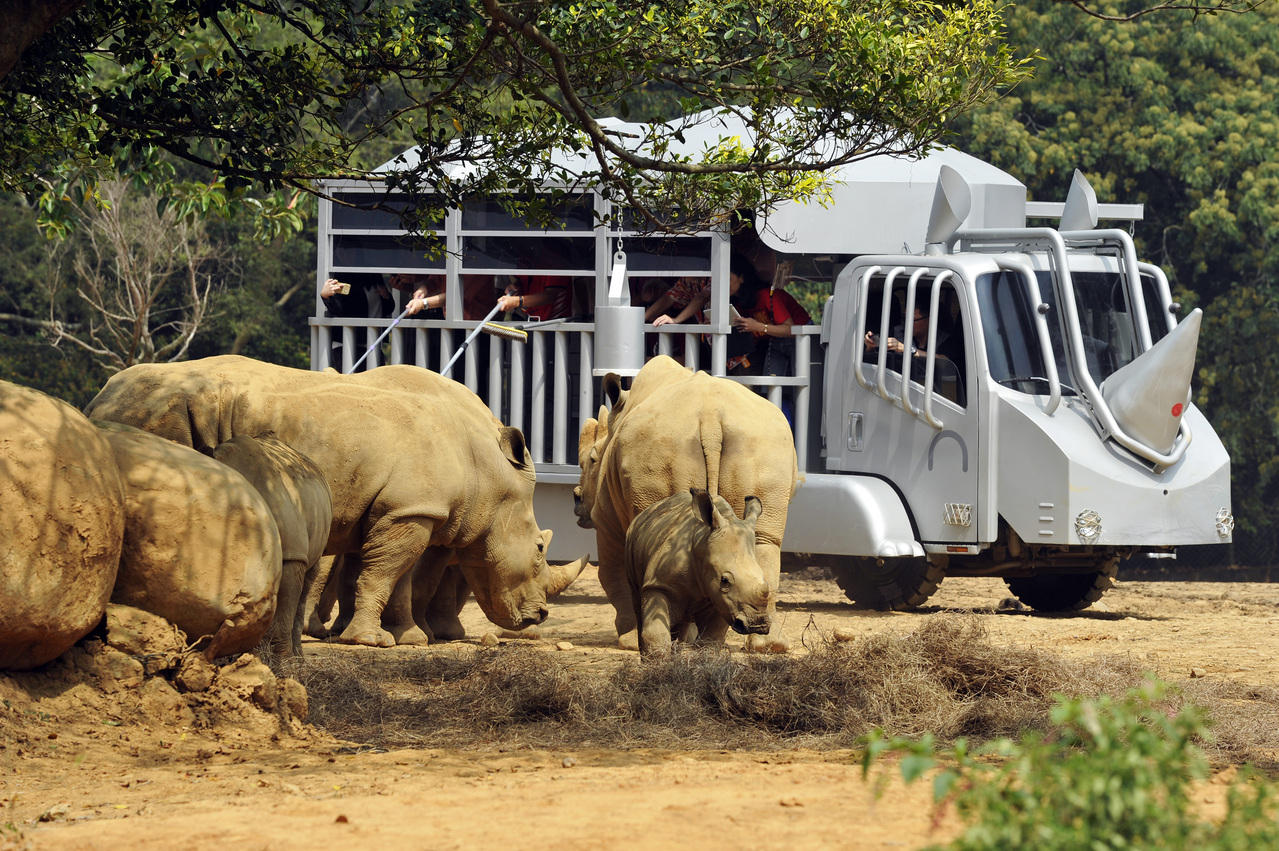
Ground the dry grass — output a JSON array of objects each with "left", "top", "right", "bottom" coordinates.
[{"left": 292, "top": 615, "right": 1279, "bottom": 765}]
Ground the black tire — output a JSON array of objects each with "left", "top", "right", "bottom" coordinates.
[
  {"left": 833, "top": 556, "right": 946, "bottom": 611},
  {"left": 1004, "top": 558, "right": 1119, "bottom": 612}
]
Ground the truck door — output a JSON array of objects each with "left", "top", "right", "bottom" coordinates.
[{"left": 830, "top": 265, "right": 980, "bottom": 546}]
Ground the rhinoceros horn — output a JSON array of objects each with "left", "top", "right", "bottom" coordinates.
[{"left": 547, "top": 556, "right": 589, "bottom": 596}]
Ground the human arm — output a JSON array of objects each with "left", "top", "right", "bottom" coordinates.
[
  {"left": 497, "top": 288, "right": 557, "bottom": 313},
  {"left": 644, "top": 290, "right": 677, "bottom": 323}
]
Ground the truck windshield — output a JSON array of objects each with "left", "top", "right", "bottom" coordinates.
[{"left": 977, "top": 269, "right": 1148, "bottom": 396}]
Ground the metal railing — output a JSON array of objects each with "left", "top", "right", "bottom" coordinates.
[{"left": 311, "top": 316, "right": 818, "bottom": 474}]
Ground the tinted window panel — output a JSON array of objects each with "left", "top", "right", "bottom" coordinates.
[
  {"left": 460, "top": 195, "right": 594, "bottom": 231},
  {"left": 462, "top": 237, "right": 595, "bottom": 271},
  {"left": 332, "top": 235, "right": 444, "bottom": 269}
]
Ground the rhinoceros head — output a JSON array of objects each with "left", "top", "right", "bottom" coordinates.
[
  {"left": 692, "top": 490, "right": 772, "bottom": 636},
  {"left": 459, "top": 427, "right": 587, "bottom": 629}
]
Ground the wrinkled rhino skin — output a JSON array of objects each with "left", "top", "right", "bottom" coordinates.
[
  {"left": 577, "top": 356, "right": 797, "bottom": 652},
  {"left": 0, "top": 380, "right": 125, "bottom": 670},
  {"left": 626, "top": 488, "right": 772, "bottom": 654},
  {"left": 207, "top": 435, "right": 333, "bottom": 658},
  {"left": 95, "top": 421, "right": 282, "bottom": 660},
  {"left": 84, "top": 356, "right": 565, "bottom": 647}
]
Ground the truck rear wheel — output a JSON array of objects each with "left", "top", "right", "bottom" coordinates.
[
  {"left": 1004, "top": 558, "right": 1119, "bottom": 612},
  {"left": 833, "top": 556, "right": 946, "bottom": 611}
]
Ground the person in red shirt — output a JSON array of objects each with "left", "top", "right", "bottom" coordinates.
[
  {"left": 496, "top": 275, "right": 572, "bottom": 321},
  {"left": 730, "top": 258, "right": 811, "bottom": 375}
]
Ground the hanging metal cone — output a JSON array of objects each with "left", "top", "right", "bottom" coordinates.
[{"left": 1101, "top": 308, "right": 1202, "bottom": 456}]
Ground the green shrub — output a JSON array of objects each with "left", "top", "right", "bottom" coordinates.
[{"left": 863, "top": 679, "right": 1279, "bottom": 850}]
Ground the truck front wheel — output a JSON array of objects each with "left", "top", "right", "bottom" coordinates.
[
  {"left": 1004, "top": 558, "right": 1119, "bottom": 612},
  {"left": 833, "top": 555, "right": 946, "bottom": 611}
]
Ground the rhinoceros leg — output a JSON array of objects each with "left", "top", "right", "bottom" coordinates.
[
  {"left": 746, "top": 541, "right": 789, "bottom": 654},
  {"left": 339, "top": 519, "right": 433, "bottom": 647},
  {"left": 303, "top": 555, "right": 339, "bottom": 639},
  {"left": 329, "top": 553, "right": 360, "bottom": 638},
  {"left": 422, "top": 560, "right": 469, "bottom": 642},
  {"left": 382, "top": 565, "right": 431, "bottom": 646},
  {"left": 265, "top": 556, "right": 309, "bottom": 658},
  {"left": 637, "top": 590, "right": 675, "bottom": 655},
  {"left": 595, "top": 526, "right": 640, "bottom": 651}
]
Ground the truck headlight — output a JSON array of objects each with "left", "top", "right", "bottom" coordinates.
[
  {"left": 1216, "top": 508, "right": 1235, "bottom": 538},
  {"left": 1075, "top": 509, "right": 1102, "bottom": 542}
]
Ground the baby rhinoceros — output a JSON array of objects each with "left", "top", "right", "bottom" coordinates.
[{"left": 625, "top": 488, "right": 772, "bottom": 654}]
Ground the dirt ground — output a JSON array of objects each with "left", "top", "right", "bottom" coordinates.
[{"left": 4, "top": 565, "right": 1278, "bottom": 851}]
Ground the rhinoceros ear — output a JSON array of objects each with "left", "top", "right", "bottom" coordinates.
[
  {"left": 578, "top": 419, "right": 598, "bottom": 456},
  {"left": 602, "top": 374, "right": 629, "bottom": 414},
  {"left": 690, "top": 488, "right": 714, "bottom": 527},
  {"left": 742, "top": 495, "right": 764, "bottom": 527},
  {"left": 498, "top": 426, "right": 532, "bottom": 470}
]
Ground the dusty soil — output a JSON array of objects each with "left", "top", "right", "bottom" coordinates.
[{"left": 4, "top": 566, "right": 1278, "bottom": 851}]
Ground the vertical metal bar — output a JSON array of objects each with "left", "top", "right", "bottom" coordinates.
[
  {"left": 440, "top": 328, "right": 456, "bottom": 378},
  {"left": 552, "top": 330, "right": 569, "bottom": 464},
  {"left": 658, "top": 333, "right": 672, "bottom": 359},
  {"left": 531, "top": 329, "right": 548, "bottom": 462},
  {"left": 919, "top": 272, "right": 952, "bottom": 430},
  {"left": 579, "top": 330, "right": 595, "bottom": 441},
  {"left": 464, "top": 338, "right": 477, "bottom": 392},
  {"left": 708, "top": 229, "right": 731, "bottom": 376},
  {"left": 853, "top": 265, "right": 881, "bottom": 391},
  {"left": 794, "top": 332, "right": 810, "bottom": 474},
  {"left": 446, "top": 209, "right": 461, "bottom": 320},
  {"left": 510, "top": 330, "right": 526, "bottom": 433},
  {"left": 488, "top": 334, "right": 503, "bottom": 418},
  {"left": 685, "top": 332, "right": 700, "bottom": 371},
  {"left": 415, "top": 327, "right": 428, "bottom": 369},
  {"left": 311, "top": 325, "right": 322, "bottom": 371},
  {"left": 341, "top": 326, "right": 356, "bottom": 373},
  {"left": 876, "top": 267, "right": 906, "bottom": 403},
  {"left": 390, "top": 326, "right": 405, "bottom": 366}
]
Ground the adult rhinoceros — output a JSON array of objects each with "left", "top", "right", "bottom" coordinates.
[
  {"left": 85, "top": 356, "right": 582, "bottom": 648},
  {"left": 576, "top": 356, "right": 797, "bottom": 652}
]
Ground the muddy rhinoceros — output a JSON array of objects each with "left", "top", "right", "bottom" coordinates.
[
  {"left": 95, "top": 421, "right": 282, "bottom": 660},
  {"left": 84, "top": 355, "right": 582, "bottom": 648},
  {"left": 0, "top": 380, "right": 125, "bottom": 670},
  {"left": 626, "top": 488, "right": 772, "bottom": 654},
  {"left": 576, "top": 356, "right": 797, "bottom": 652},
  {"left": 206, "top": 435, "right": 333, "bottom": 658}
]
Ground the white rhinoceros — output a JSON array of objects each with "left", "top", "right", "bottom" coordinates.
[
  {"left": 576, "top": 356, "right": 797, "bottom": 652},
  {"left": 84, "top": 356, "right": 582, "bottom": 648},
  {"left": 95, "top": 421, "right": 282, "bottom": 660},
  {"left": 0, "top": 380, "right": 125, "bottom": 670},
  {"left": 207, "top": 435, "right": 333, "bottom": 658},
  {"left": 626, "top": 488, "right": 772, "bottom": 654}
]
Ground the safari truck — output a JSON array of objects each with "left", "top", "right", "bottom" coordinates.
[{"left": 311, "top": 115, "right": 1232, "bottom": 612}]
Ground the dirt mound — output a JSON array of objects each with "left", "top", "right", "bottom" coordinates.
[{"left": 0, "top": 604, "right": 325, "bottom": 780}]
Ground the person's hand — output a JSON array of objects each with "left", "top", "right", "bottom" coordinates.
[
  {"left": 652, "top": 314, "right": 675, "bottom": 327},
  {"left": 497, "top": 293, "right": 522, "bottom": 312},
  {"left": 322, "top": 278, "right": 345, "bottom": 298},
  {"left": 886, "top": 337, "right": 906, "bottom": 354},
  {"left": 864, "top": 330, "right": 878, "bottom": 348},
  {"left": 735, "top": 316, "right": 766, "bottom": 335}
]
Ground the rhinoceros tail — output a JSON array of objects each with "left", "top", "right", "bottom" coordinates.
[{"left": 699, "top": 408, "right": 725, "bottom": 498}]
